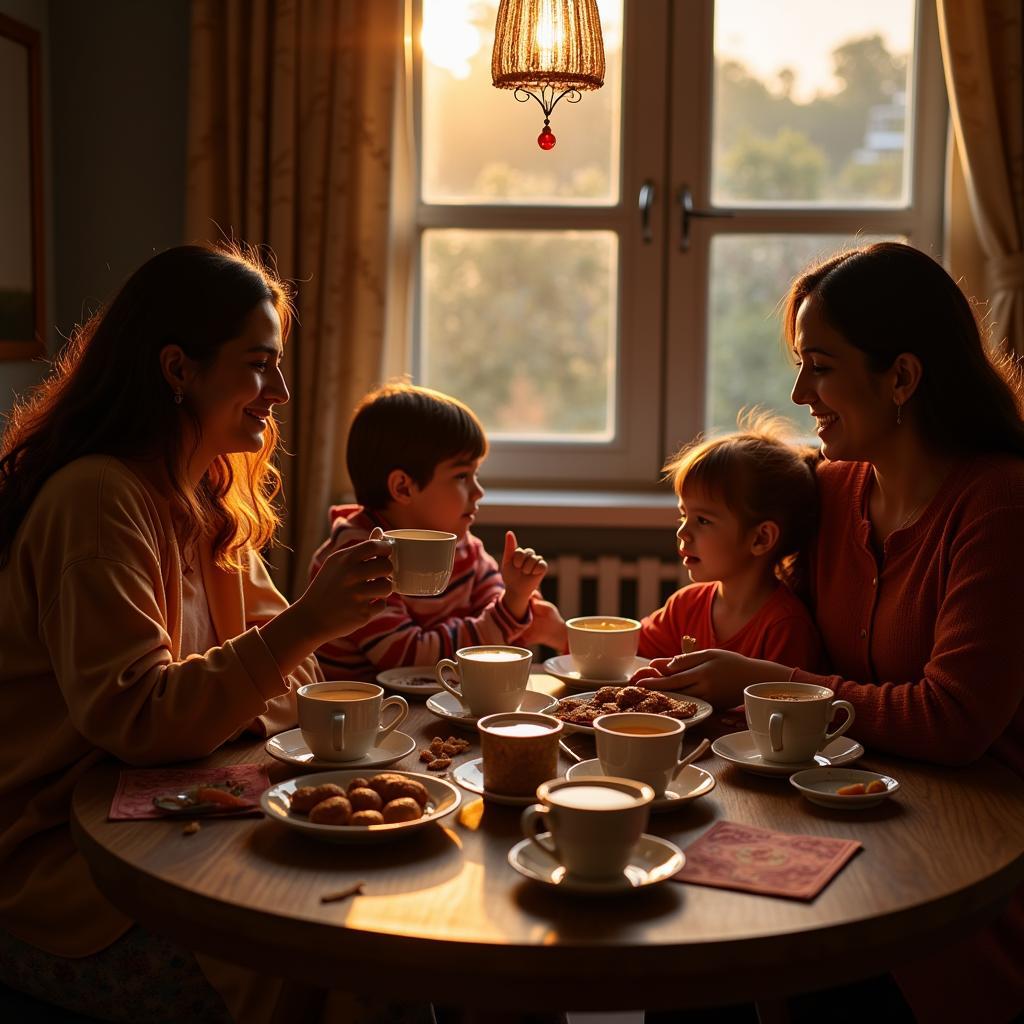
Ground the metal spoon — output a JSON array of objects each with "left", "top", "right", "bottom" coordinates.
[{"left": 558, "top": 739, "right": 584, "bottom": 763}]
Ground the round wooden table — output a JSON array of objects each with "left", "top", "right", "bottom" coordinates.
[{"left": 71, "top": 674, "right": 1024, "bottom": 1012}]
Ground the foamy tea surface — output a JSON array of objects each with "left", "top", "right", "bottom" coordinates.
[
  {"left": 550, "top": 785, "right": 638, "bottom": 810},
  {"left": 487, "top": 722, "right": 555, "bottom": 737},
  {"left": 464, "top": 650, "right": 522, "bottom": 662}
]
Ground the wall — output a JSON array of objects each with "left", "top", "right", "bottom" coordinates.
[{"left": 0, "top": 0, "right": 189, "bottom": 415}]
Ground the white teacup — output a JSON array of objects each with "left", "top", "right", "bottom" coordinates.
[
  {"left": 297, "top": 681, "right": 408, "bottom": 762},
  {"left": 521, "top": 776, "right": 654, "bottom": 879},
  {"left": 566, "top": 616, "right": 641, "bottom": 680},
  {"left": 744, "top": 682, "right": 856, "bottom": 764},
  {"left": 593, "top": 712, "right": 687, "bottom": 797},
  {"left": 435, "top": 645, "right": 533, "bottom": 717},
  {"left": 383, "top": 529, "right": 457, "bottom": 596}
]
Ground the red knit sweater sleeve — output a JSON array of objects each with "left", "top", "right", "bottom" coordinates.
[{"left": 793, "top": 502, "right": 1024, "bottom": 767}]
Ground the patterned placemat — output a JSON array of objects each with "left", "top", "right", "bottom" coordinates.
[
  {"left": 674, "top": 819, "right": 861, "bottom": 900},
  {"left": 109, "top": 763, "right": 269, "bottom": 820}
]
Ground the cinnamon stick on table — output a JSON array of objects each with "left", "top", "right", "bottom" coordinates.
[{"left": 320, "top": 882, "right": 365, "bottom": 904}]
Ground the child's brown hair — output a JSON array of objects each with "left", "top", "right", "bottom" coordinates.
[
  {"left": 664, "top": 410, "right": 819, "bottom": 584},
  {"left": 346, "top": 382, "right": 487, "bottom": 510}
]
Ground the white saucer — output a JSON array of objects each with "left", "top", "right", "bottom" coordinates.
[
  {"left": 425, "top": 688, "right": 559, "bottom": 730},
  {"left": 261, "top": 769, "right": 460, "bottom": 843},
  {"left": 553, "top": 690, "right": 714, "bottom": 735},
  {"left": 711, "top": 730, "right": 864, "bottom": 777},
  {"left": 543, "top": 654, "right": 651, "bottom": 689},
  {"left": 565, "top": 759, "right": 715, "bottom": 811},
  {"left": 789, "top": 767, "right": 899, "bottom": 809},
  {"left": 508, "top": 832, "right": 684, "bottom": 892},
  {"left": 376, "top": 665, "right": 442, "bottom": 697},
  {"left": 450, "top": 757, "right": 544, "bottom": 806},
  {"left": 265, "top": 728, "right": 417, "bottom": 770}
]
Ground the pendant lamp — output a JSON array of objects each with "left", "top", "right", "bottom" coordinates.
[{"left": 491, "top": 0, "right": 605, "bottom": 150}]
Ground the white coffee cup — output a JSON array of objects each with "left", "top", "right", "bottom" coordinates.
[
  {"left": 593, "top": 712, "right": 688, "bottom": 797},
  {"left": 383, "top": 529, "right": 457, "bottom": 596},
  {"left": 566, "top": 616, "right": 641, "bottom": 680},
  {"left": 297, "top": 681, "right": 408, "bottom": 761},
  {"left": 744, "top": 682, "right": 856, "bottom": 764},
  {"left": 435, "top": 646, "right": 532, "bottom": 717},
  {"left": 520, "top": 776, "right": 654, "bottom": 879}
]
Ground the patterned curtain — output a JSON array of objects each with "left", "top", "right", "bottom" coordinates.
[
  {"left": 185, "top": 0, "right": 402, "bottom": 595},
  {"left": 938, "top": 0, "right": 1024, "bottom": 356}
]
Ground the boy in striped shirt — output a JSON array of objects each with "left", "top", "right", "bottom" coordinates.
[{"left": 308, "top": 383, "right": 564, "bottom": 680}]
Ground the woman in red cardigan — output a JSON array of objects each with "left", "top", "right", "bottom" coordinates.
[{"left": 645, "top": 242, "right": 1024, "bottom": 1023}]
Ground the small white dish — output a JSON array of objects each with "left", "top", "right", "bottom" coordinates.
[
  {"left": 425, "top": 688, "right": 559, "bottom": 730},
  {"left": 554, "top": 690, "right": 714, "bottom": 735},
  {"left": 264, "top": 728, "right": 417, "bottom": 771},
  {"left": 789, "top": 767, "right": 899, "bottom": 809},
  {"left": 564, "top": 758, "right": 715, "bottom": 811},
  {"left": 711, "top": 730, "right": 864, "bottom": 777},
  {"left": 376, "top": 665, "right": 442, "bottom": 697},
  {"left": 507, "top": 832, "right": 684, "bottom": 892},
  {"left": 260, "top": 769, "right": 461, "bottom": 843},
  {"left": 543, "top": 654, "right": 651, "bottom": 689},
  {"left": 450, "top": 757, "right": 545, "bottom": 806}
]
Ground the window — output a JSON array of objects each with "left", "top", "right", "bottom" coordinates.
[{"left": 408, "top": 0, "right": 945, "bottom": 487}]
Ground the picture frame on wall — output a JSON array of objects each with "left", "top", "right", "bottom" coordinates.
[{"left": 0, "top": 12, "right": 44, "bottom": 360}]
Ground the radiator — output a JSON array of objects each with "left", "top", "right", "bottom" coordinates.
[{"left": 539, "top": 555, "right": 689, "bottom": 621}]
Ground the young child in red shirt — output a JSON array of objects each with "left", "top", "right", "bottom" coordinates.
[
  {"left": 308, "top": 383, "right": 563, "bottom": 679},
  {"left": 635, "top": 414, "right": 823, "bottom": 674}
]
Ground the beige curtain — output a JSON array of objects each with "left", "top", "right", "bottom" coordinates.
[
  {"left": 938, "top": 0, "right": 1024, "bottom": 356},
  {"left": 185, "top": 0, "right": 402, "bottom": 595}
]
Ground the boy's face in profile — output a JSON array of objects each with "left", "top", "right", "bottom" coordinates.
[{"left": 404, "top": 454, "right": 485, "bottom": 538}]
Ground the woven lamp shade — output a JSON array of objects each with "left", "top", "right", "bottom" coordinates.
[{"left": 491, "top": 0, "right": 606, "bottom": 92}]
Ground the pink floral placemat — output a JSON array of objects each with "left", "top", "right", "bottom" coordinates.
[
  {"left": 674, "top": 820, "right": 861, "bottom": 900},
  {"left": 109, "top": 764, "right": 269, "bottom": 820}
]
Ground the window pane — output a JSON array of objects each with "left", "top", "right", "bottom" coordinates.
[
  {"left": 421, "top": 0, "right": 623, "bottom": 205},
  {"left": 712, "top": 0, "right": 915, "bottom": 205},
  {"left": 706, "top": 235, "right": 892, "bottom": 434},
  {"left": 420, "top": 230, "right": 617, "bottom": 440}
]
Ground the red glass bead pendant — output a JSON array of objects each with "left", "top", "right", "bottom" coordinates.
[{"left": 538, "top": 125, "right": 556, "bottom": 150}]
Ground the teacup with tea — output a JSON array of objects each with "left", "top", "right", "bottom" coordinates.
[
  {"left": 744, "top": 682, "right": 856, "bottom": 764},
  {"left": 566, "top": 615, "right": 641, "bottom": 680},
  {"left": 520, "top": 776, "right": 654, "bottom": 879},
  {"left": 478, "top": 711, "right": 562, "bottom": 797},
  {"left": 593, "top": 712, "right": 688, "bottom": 796},
  {"left": 383, "top": 528, "right": 457, "bottom": 596},
  {"left": 434, "top": 645, "right": 533, "bottom": 716},
  {"left": 297, "top": 681, "right": 409, "bottom": 761}
]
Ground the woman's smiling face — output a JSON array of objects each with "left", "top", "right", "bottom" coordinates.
[{"left": 790, "top": 293, "right": 895, "bottom": 463}]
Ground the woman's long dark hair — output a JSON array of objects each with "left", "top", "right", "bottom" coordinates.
[
  {"left": 783, "top": 241, "right": 1024, "bottom": 457},
  {"left": 0, "top": 243, "right": 294, "bottom": 569}
]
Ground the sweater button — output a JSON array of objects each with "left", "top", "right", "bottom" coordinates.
[{"left": 859, "top": 628, "right": 867, "bottom": 639}]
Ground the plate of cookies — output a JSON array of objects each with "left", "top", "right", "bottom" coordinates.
[
  {"left": 260, "top": 769, "right": 462, "bottom": 843},
  {"left": 552, "top": 685, "right": 713, "bottom": 735}
]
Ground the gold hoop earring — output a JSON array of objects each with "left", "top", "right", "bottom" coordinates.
[{"left": 173, "top": 388, "right": 184, "bottom": 405}]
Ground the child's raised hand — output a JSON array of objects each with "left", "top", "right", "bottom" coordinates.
[
  {"left": 500, "top": 530, "right": 548, "bottom": 619},
  {"left": 521, "top": 596, "right": 567, "bottom": 651}
]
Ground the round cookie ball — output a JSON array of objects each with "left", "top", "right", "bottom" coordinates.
[
  {"left": 382, "top": 797, "right": 423, "bottom": 823},
  {"left": 308, "top": 796, "right": 352, "bottom": 825},
  {"left": 290, "top": 784, "right": 345, "bottom": 814},
  {"left": 380, "top": 778, "right": 430, "bottom": 809},
  {"left": 365, "top": 773, "right": 403, "bottom": 798},
  {"left": 347, "top": 787, "right": 383, "bottom": 812},
  {"left": 346, "top": 777, "right": 370, "bottom": 794},
  {"left": 349, "top": 809, "right": 385, "bottom": 826}
]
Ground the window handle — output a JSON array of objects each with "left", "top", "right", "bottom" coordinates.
[
  {"left": 638, "top": 180, "right": 656, "bottom": 244},
  {"left": 677, "top": 185, "right": 733, "bottom": 252}
]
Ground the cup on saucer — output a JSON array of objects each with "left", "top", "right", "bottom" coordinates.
[
  {"left": 744, "top": 682, "right": 855, "bottom": 764},
  {"left": 297, "top": 681, "right": 408, "bottom": 762},
  {"left": 566, "top": 616, "right": 641, "bottom": 681},
  {"left": 593, "top": 712, "right": 688, "bottom": 797},
  {"left": 435, "top": 645, "right": 532, "bottom": 717},
  {"left": 478, "top": 711, "right": 562, "bottom": 798},
  {"left": 520, "top": 776, "right": 654, "bottom": 880}
]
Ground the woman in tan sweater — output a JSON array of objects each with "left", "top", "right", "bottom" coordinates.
[{"left": 0, "top": 245, "right": 397, "bottom": 1021}]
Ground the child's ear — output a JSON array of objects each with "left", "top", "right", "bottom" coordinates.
[
  {"left": 749, "top": 520, "right": 780, "bottom": 557},
  {"left": 386, "top": 468, "right": 417, "bottom": 505}
]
